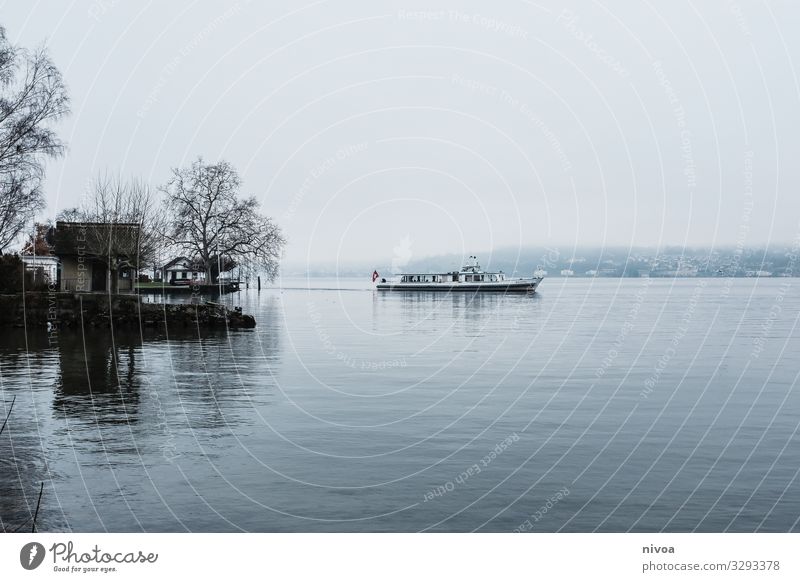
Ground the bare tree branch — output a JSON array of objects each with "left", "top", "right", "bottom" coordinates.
[
  {"left": 0, "top": 27, "right": 69, "bottom": 252},
  {"left": 59, "top": 174, "right": 167, "bottom": 293},
  {"left": 160, "top": 158, "right": 285, "bottom": 283}
]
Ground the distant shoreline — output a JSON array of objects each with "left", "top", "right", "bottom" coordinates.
[
  {"left": 286, "top": 245, "right": 799, "bottom": 280},
  {"left": 280, "top": 274, "right": 800, "bottom": 280}
]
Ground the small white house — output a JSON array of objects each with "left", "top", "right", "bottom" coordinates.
[
  {"left": 161, "top": 257, "right": 207, "bottom": 284},
  {"left": 20, "top": 254, "right": 60, "bottom": 284}
]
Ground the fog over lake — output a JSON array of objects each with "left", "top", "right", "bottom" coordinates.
[{"left": 2, "top": 1, "right": 799, "bottom": 266}]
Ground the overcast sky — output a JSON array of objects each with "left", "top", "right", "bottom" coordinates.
[{"left": 2, "top": 0, "right": 799, "bottom": 265}]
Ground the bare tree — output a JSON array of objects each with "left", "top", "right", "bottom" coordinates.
[
  {"left": 161, "top": 158, "right": 285, "bottom": 283},
  {"left": 59, "top": 175, "right": 167, "bottom": 293},
  {"left": 0, "top": 27, "right": 69, "bottom": 253}
]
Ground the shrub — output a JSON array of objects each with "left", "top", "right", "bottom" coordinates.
[{"left": 0, "top": 254, "right": 49, "bottom": 293}]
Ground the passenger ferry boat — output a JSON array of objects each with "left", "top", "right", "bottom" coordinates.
[{"left": 374, "top": 256, "right": 543, "bottom": 293}]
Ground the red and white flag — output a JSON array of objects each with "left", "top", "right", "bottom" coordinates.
[{"left": 372, "top": 270, "right": 379, "bottom": 283}]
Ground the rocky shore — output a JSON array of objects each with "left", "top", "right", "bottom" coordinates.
[{"left": 0, "top": 293, "right": 256, "bottom": 329}]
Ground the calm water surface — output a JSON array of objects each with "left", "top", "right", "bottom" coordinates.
[{"left": 1, "top": 278, "right": 799, "bottom": 532}]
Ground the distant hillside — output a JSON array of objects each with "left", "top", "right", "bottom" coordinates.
[{"left": 287, "top": 245, "right": 800, "bottom": 278}]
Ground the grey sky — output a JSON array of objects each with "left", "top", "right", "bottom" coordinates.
[{"left": 2, "top": 0, "right": 799, "bottom": 265}]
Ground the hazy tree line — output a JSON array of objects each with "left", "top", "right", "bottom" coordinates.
[
  {"left": 54, "top": 162, "right": 285, "bottom": 288},
  {"left": 0, "top": 27, "right": 285, "bottom": 288}
]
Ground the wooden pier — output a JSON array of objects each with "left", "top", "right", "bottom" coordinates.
[{"left": 135, "top": 281, "right": 241, "bottom": 295}]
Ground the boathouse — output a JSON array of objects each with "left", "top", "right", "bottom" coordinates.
[{"left": 53, "top": 221, "right": 140, "bottom": 293}]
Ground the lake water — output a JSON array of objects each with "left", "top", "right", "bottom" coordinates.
[{"left": 1, "top": 278, "right": 799, "bottom": 532}]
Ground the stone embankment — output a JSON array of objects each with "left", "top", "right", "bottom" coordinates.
[{"left": 0, "top": 293, "right": 256, "bottom": 329}]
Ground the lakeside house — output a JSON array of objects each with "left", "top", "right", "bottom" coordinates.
[
  {"left": 53, "top": 221, "right": 140, "bottom": 292},
  {"left": 20, "top": 254, "right": 60, "bottom": 284},
  {"left": 159, "top": 257, "right": 207, "bottom": 284}
]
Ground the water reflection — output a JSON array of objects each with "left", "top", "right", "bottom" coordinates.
[
  {"left": 0, "top": 295, "right": 282, "bottom": 532},
  {"left": 4, "top": 283, "right": 797, "bottom": 532},
  {"left": 164, "top": 297, "right": 282, "bottom": 430},
  {"left": 374, "top": 290, "right": 541, "bottom": 336},
  {"left": 54, "top": 330, "right": 143, "bottom": 424},
  {"left": 0, "top": 447, "right": 49, "bottom": 532},
  {"left": 0, "top": 331, "right": 59, "bottom": 531}
]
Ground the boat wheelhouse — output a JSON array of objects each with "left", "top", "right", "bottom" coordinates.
[{"left": 375, "top": 256, "right": 542, "bottom": 293}]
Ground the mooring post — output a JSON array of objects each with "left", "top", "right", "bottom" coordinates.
[{"left": 257, "top": 276, "right": 261, "bottom": 291}]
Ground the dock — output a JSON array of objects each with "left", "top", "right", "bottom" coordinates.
[{"left": 135, "top": 281, "right": 241, "bottom": 295}]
